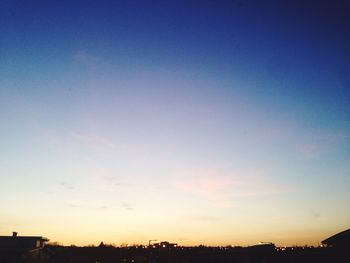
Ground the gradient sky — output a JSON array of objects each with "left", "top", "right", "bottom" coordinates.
[{"left": 1, "top": 0, "right": 350, "bottom": 247}]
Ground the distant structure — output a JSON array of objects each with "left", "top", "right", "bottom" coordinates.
[
  {"left": 322, "top": 229, "right": 350, "bottom": 248},
  {"left": 148, "top": 239, "right": 157, "bottom": 247},
  {"left": 0, "top": 232, "right": 49, "bottom": 262},
  {"left": 153, "top": 241, "right": 177, "bottom": 248},
  {"left": 247, "top": 242, "right": 276, "bottom": 253},
  {"left": 0, "top": 232, "right": 48, "bottom": 250}
]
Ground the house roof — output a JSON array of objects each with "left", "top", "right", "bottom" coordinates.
[
  {"left": 0, "top": 236, "right": 48, "bottom": 241},
  {"left": 322, "top": 229, "right": 350, "bottom": 246},
  {"left": 0, "top": 234, "right": 49, "bottom": 250}
]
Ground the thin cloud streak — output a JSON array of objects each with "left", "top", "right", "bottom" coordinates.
[
  {"left": 297, "top": 131, "right": 349, "bottom": 159},
  {"left": 59, "top": 181, "right": 75, "bottom": 190},
  {"left": 73, "top": 50, "right": 99, "bottom": 64},
  {"left": 173, "top": 169, "right": 287, "bottom": 208},
  {"left": 71, "top": 131, "right": 115, "bottom": 149}
]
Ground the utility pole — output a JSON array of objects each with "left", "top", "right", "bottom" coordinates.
[
  {"left": 148, "top": 239, "right": 157, "bottom": 247},
  {"left": 148, "top": 240, "right": 157, "bottom": 263}
]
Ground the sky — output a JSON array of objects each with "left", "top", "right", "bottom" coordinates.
[{"left": 0, "top": 0, "right": 350, "bottom": 247}]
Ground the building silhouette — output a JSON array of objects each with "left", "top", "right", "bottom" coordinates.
[
  {"left": 0, "top": 232, "right": 49, "bottom": 262},
  {"left": 322, "top": 229, "right": 350, "bottom": 248},
  {"left": 153, "top": 241, "right": 177, "bottom": 248}
]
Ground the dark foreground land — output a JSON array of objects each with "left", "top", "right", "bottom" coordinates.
[{"left": 0, "top": 245, "right": 348, "bottom": 263}]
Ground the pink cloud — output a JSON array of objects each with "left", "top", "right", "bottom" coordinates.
[
  {"left": 175, "top": 174, "right": 234, "bottom": 196},
  {"left": 173, "top": 169, "right": 285, "bottom": 208},
  {"left": 298, "top": 143, "right": 323, "bottom": 158},
  {"left": 297, "top": 131, "right": 348, "bottom": 159}
]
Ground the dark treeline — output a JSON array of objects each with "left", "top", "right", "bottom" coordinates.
[{"left": 1, "top": 245, "right": 348, "bottom": 263}]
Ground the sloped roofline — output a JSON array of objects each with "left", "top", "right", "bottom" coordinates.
[
  {"left": 0, "top": 236, "right": 49, "bottom": 241},
  {"left": 322, "top": 229, "right": 350, "bottom": 245}
]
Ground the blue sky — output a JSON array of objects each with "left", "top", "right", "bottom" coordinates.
[{"left": 1, "top": 0, "right": 350, "bottom": 246}]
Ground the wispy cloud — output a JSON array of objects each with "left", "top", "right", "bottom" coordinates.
[
  {"left": 298, "top": 143, "right": 323, "bottom": 158},
  {"left": 102, "top": 175, "right": 128, "bottom": 187},
  {"left": 310, "top": 210, "right": 321, "bottom": 219},
  {"left": 66, "top": 202, "right": 109, "bottom": 211},
  {"left": 59, "top": 181, "right": 75, "bottom": 190},
  {"left": 195, "top": 216, "right": 221, "bottom": 222},
  {"left": 71, "top": 131, "right": 115, "bottom": 150},
  {"left": 121, "top": 202, "right": 133, "bottom": 211},
  {"left": 66, "top": 199, "right": 133, "bottom": 212},
  {"left": 90, "top": 167, "right": 128, "bottom": 190},
  {"left": 73, "top": 50, "right": 98, "bottom": 64},
  {"left": 173, "top": 169, "right": 286, "bottom": 208},
  {"left": 297, "top": 131, "right": 348, "bottom": 159}
]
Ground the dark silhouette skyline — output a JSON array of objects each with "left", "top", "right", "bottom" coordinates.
[{"left": 1, "top": 229, "right": 349, "bottom": 262}]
